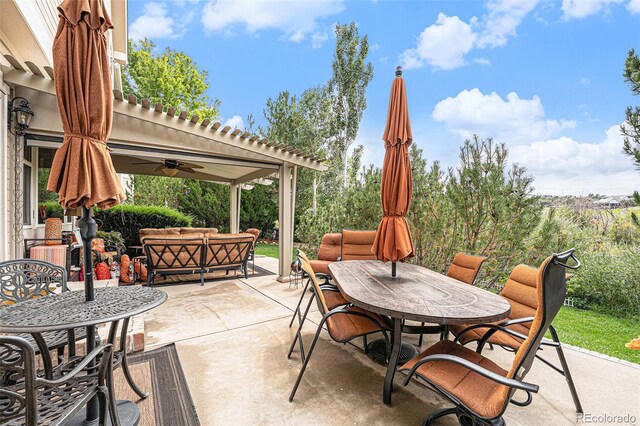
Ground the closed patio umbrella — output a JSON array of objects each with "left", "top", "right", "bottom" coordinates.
[
  {"left": 46, "top": 0, "right": 126, "bottom": 422},
  {"left": 372, "top": 66, "right": 415, "bottom": 277}
]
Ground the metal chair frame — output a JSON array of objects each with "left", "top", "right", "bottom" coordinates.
[
  {"left": 287, "top": 254, "right": 391, "bottom": 402},
  {"left": 0, "top": 260, "right": 86, "bottom": 370},
  {"left": 0, "top": 335, "right": 119, "bottom": 426}
]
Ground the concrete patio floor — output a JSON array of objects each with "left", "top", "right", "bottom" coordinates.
[{"left": 141, "top": 256, "right": 640, "bottom": 425}]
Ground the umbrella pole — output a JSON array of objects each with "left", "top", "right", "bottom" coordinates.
[
  {"left": 78, "top": 205, "right": 99, "bottom": 423},
  {"left": 392, "top": 262, "right": 396, "bottom": 277}
]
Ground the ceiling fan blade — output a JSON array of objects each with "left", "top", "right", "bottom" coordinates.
[
  {"left": 178, "top": 167, "right": 196, "bottom": 173},
  {"left": 131, "top": 161, "right": 160, "bottom": 165},
  {"left": 178, "top": 161, "right": 204, "bottom": 169},
  {"left": 153, "top": 165, "right": 165, "bottom": 172}
]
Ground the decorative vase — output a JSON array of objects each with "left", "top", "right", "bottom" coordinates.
[{"left": 44, "top": 218, "right": 62, "bottom": 245}]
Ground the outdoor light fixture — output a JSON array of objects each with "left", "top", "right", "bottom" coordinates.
[
  {"left": 8, "top": 97, "right": 34, "bottom": 135},
  {"left": 162, "top": 168, "right": 179, "bottom": 177}
]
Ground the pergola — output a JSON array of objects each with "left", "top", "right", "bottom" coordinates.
[{"left": 2, "top": 55, "right": 327, "bottom": 279}]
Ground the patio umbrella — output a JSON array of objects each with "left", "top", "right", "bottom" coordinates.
[
  {"left": 372, "top": 67, "right": 415, "bottom": 277},
  {"left": 46, "top": 0, "right": 125, "bottom": 422}
]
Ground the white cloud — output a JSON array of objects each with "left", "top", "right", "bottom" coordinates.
[
  {"left": 400, "top": 0, "right": 540, "bottom": 70},
  {"left": 432, "top": 88, "right": 576, "bottom": 144},
  {"left": 579, "top": 77, "right": 591, "bottom": 85},
  {"left": 561, "top": 0, "right": 624, "bottom": 20},
  {"left": 476, "top": 0, "right": 541, "bottom": 48},
  {"left": 129, "top": 2, "right": 192, "bottom": 40},
  {"left": 510, "top": 125, "right": 639, "bottom": 195},
  {"left": 311, "top": 31, "right": 329, "bottom": 49},
  {"left": 400, "top": 13, "right": 477, "bottom": 70},
  {"left": 628, "top": 0, "right": 640, "bottom": 13},
  {"left": 223, "top": 115, "right": 244, "bottom": 130},
  {"left": 200, "top": 0, "right": 344, "bottom": 44}
]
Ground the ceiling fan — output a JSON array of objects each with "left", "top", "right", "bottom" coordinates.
[{"left": 131, "top": 159, "right": 204, "bottom": 177}]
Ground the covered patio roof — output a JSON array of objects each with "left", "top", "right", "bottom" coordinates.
[{"left": 2, "top": 55, "right": 324, "bottom": 278}]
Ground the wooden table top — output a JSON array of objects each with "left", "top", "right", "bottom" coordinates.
[{"left": 329, "top": 260, "right": 511, "bottom": 325}]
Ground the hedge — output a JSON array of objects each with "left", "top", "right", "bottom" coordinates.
[{"left": 94, "top": 204, "right": 192, "bottom": 247}]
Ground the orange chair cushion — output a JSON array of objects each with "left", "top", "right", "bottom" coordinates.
[
  {"left": 447, "top": 253, "right": 487, "bottom": 285},
  {"left": 323, "top": 290, "right": 349, "bottom": 310},
  {"left": 341, "top": 230, "right": 377, "bottom": 260},
  {"left": 317, "top": 233, "right": 342, "bottom": 261},
  {"left": 326, "top": 306, "right": 387, "bottom": 343},
  {"left": 400, "top": 340, "right": 509, "bottom": 419},
  {"left": 309, "top": 259, "right": 333, "bottom": 275},
  {"left": 451, "top": 264, "right": 539, "bottom": 349}
]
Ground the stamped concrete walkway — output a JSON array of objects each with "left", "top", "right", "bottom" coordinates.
[{"left": 142, "top": 256, "right": 640, "bottom": 425}]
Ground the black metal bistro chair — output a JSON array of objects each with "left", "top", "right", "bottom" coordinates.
[
  {"left": 400, "top": 249, "right": 580, "bottom": 426},
  {"left": 0, "top": 335, "right": 119, "bottom": 426},
  {"left": 0, "top": 260, "right": 149, "bottom": 401},
  {"left": 0, "top": 259, "right": 86, "bottom": 373},
  {"left": 288, "top": 251, "right": 391, "bottom": 402}
]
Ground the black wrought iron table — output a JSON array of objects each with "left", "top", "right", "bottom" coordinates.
[
  {"left": 329, "top": 260, "right": 511, "bottom": 405},
  {"left": 0, "top": 286, "right": 167, "bottom": 425}
]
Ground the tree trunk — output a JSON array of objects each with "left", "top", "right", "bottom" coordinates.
[{"left": 312, "top": 173, "right": 317, "bottom": 213}]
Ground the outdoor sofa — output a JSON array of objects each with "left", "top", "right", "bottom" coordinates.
[{"left": 139, "top": 227, "right": 255, "bottom": 285}]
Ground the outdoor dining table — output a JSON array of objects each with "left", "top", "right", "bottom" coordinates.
[
  {"left": 329, "top": 260, "right": 511, "bottom": 405},
  {"left": 0, "top": 285, "right": 167, "bottom": 425}
]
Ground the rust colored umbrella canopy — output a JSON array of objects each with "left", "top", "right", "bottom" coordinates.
[
  {"left": 372, "top": 68, "right": 415, "bottom": 264},
  {"left": 47, "top": 0, "right": 125, "bottom": 209}
]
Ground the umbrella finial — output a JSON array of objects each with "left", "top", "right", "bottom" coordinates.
[{"left": 395, "top": 66, "right": 402, "bottom": 77}]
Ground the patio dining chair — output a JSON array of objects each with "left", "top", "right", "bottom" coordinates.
[
  {"left": 417, "top": 252, "right": 488, "bottom": 347},
  {"left": 401, "top": 249, "right": 580, "bottom": 425},
  {"left": 446, "top": 261, "right": 583, "bottom": 414},
  {"left": 289, "top": 233, "right": 345, "bottom": 329},
  {"left": 288, "top": 251, "right": 391, "bottom": 402},
  {"left": 0, "top": 259, "right": 86, "bottom": 374},
  {"left": 0, "top": 335, "right": 119, "bottom": 426}
]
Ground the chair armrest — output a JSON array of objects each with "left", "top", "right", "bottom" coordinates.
[
  {"left": 498, "top": 317, "right": 534, "bottom": 327},
  {"left": 454, "top": 323, "right": 530, "bottom": 346},
  {"left": 36, "top": 343, "right": 113, "bottom": 387},
  {"left": 402, "top": 353, "right": 539, "bottom": 394}
]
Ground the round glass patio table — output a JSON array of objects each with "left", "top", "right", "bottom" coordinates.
[
  {"left": 328, "top": 260, "right": 511, "bottom": 405},
  {"left": 0, "top": 286, "right": 167, "bottom": 425}
]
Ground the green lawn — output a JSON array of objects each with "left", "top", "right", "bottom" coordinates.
[
  {"left": 255, "top": 243, "right": 280, "bottom": 259},
  {"left": 550, "top": 307, "right": 640, "bottom": 364},
  {"left": 254, "top": 243, "right": 640, "bottom": 364}
]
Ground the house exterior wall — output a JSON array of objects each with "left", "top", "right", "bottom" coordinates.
[{"left": 0, "top": 0, "right": 128, "bottom": 261}]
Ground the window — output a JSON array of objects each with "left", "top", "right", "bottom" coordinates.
[{"left": 36, "top": 148, "right": 65, "bottom": 225}]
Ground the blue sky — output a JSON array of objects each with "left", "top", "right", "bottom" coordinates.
[{"left": 127, "top": 0, "right": 640, "bottom": 195}]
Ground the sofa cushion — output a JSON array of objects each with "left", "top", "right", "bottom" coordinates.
[
  {"left": 181, "top": 227, "right": 218, "bottom": 234},
  {"left": 139, "top": 228, "right": 181, "bottom": 238}
]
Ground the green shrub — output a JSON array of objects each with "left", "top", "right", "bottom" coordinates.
[
  {"left": 568, "top": 246, "right": 640, "bottom": 318},
  {"left": 94, "top": 204, "right": 192, "bottom": 247},
  {"left": 95, "top": 230, "right": 126, "bottom": 254}
]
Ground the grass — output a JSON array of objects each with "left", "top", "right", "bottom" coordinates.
[
  {"left": 254, "top": 242, "right": 640, "bottom": 364},
  {"left": 550, "top": 307, "right": 640, "bottom": 364},
  {"left": 255, "top": 243, "right": 280, "bottom": 259}
]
